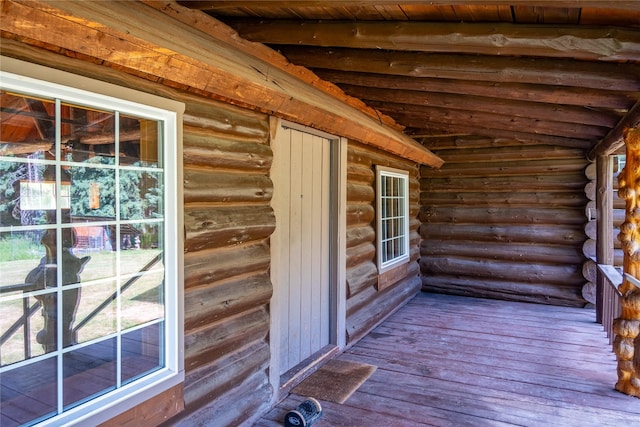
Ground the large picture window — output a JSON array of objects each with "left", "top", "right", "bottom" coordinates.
[
  {"left": 0, "top": 69, "right": 182, "bottom": 426},
  {"left": 376, "top": 166, "right": 410, "bottom": 273}
]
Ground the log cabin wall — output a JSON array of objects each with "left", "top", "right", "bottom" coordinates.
[
  {"left": 346, "top": 141, "right": 422, "bottom": 344},
  {"left": 1, "top": 40, "right": 275, "bottom": 426},
  {"left": 179, "top": 101, "right": 273, "bottom": 424},
  {"left": 419, "top": 138, "right": 590, "bottom": 307}
]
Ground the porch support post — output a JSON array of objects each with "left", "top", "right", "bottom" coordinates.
[
  {"left": 614, "top": 126, "right": 640, "bottom": 397},
  {"left": 596, "top": 155, "right": 614, "bottom": 324}
]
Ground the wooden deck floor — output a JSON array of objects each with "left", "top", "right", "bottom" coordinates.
[{"left": 255, "top": 292, "right": 640, "bottom": 427}]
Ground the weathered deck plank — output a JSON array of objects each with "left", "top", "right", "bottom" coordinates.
[{"left": 255, "top": 293, "right": 640, "bottom": 426}]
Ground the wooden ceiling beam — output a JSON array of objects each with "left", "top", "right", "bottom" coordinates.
[
  {"left": 1, "top": 0, "right": 443, "bottom": 167},
  {"left": 316, "top": 70, "right": 639, "bottom": 110},
  {"left": 589, "top": 100, "right": 640, "bottom": 160},
  {"left": 410, "top": 123, "right": 593, "bottom": 149},
  {"left": 228, "top": 20, "right": 640, "bottom": 62},
  {"left": 0, "top": 141, "right": 52, "bottom": 155},
  {"left": 179, "top": 1, "right": 640, "bottom": 12},
  {"left": 279, "top": 46, "right": 640, "bottom": 92},
  {"left": 342, "top": 85, "right": 620, "bottom": 128},
  {"left": 384, "top": 106, "right": 608, "bottom": 140}
]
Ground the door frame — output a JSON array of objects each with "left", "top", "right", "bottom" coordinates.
[{"left": 268, "top": 118, "right": 347, "bottom": 398}]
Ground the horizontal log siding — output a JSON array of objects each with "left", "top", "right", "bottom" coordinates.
[
  {"left": 1, "top": 41, "right": 274, "bottom": 426},
  {"left": 420, "top": 141, "right": 589, "bottom": 307},
  {"left": 345, "top": 141, "right": 422, "bottom": 343},
  {"left": 181, "top": 102, "right": 274, "bottom": 426}
]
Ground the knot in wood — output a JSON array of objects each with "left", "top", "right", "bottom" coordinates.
[
  {"left": 626, "top": 290, "right": 640, "bottom": 314},
  {"left": 618, "top": 186, "right": 634, "bottom": 200},
  {"left": 613, "top": 319, "right": 640, "bottom": 338},
  {"left": 620, "top": 221, "right": 636, "bottom": 235},
  {"left": 614, "top": 336, "right": 636, "bottom": 360}
]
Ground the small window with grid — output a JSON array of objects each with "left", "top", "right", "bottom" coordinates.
[{"left": 376, "top": 166, "right": 410, "bottom": 273}]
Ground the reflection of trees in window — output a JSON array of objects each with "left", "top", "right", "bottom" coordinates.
[{"left": 69, "top": 161, "right": 116, "bottom": 219}]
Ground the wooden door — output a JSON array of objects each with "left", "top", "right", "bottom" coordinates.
[{"left": 271, "top": 124, "right": 332, "bottom": 376}]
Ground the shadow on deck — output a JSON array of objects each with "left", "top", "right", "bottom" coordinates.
[{"left": 256, "top": 292, "right": 640, "bottom": 426}]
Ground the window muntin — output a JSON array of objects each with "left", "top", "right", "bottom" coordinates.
[
  {"left": 0, "top": 72, "right": 180, "bottom": 426},
  {"left": 376, "top": 166, "right": 410, "bottom": 273}
]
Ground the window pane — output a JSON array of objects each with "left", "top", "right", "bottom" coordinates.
[
  {"left": 122, "top": 322, "right": 163, "bottom": 384},
  {"left": 70, "top": 281, "right": 117, "bottom": 345},
  {"left": 0, "top": 160, "right": 62, "bottom": 227},
  {"left": 65, "top": 165, "right": 116, "bottom": 222},
  {"left": 121, "top": 269, "right": 164, "bottom": 330},
  {"left": 119, "top": 170, "right": 163, "bottom": 221},
  {"left": 0, "top": 293, "right": 46, "bottom": 366},
  {"left": 0, "top": 91, "right": 55, "bottom": 159},
  {"left": 63, "top": 338, "right": 116, "bottom": 409},
  {"left": 71, "top": 226, "right": 117, "bottom": 278},
  {"left": 120, "top": 223, "right": 162, "bottom": 270},
  {"left": 0, "top": 230, "right": 47, "bottom": 290},
  {"left": 61, "top": 104, "right": 115, "bottom": 165},
  {"left": 0, "top": 357, "right": 57, "bottom": 426},
  {"left": 119, "top": 116, "right": 161, "bottom": 167}
]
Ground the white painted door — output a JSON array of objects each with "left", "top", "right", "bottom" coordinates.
[{"left": 271, "top": 125, "right": 331, "bottom": 376}]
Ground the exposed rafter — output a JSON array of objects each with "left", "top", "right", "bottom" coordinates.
[
  {"left": 179, "top": 1, "right": 640, "bottom": 11},
  {"left": 315, "top": 70, "right": 638, "bottom": 110},
  {"left": 278, "top": 47, "right": 640, "bottom": 91},
  {"left": 229, "top": 20, "right": 640, "bottom": 62}
]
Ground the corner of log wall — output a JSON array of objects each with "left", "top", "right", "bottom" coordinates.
[{"left": 419, "top": 138, "right": 590, "bottom": 307}]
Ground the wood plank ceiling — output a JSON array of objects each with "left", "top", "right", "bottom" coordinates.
[{"left": 178, "top": 1, "right": 640, "bottom": 158}]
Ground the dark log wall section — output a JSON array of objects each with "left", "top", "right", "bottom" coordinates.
[
  {"left": 419, "top": 138, "right": 590, "bottom": 307},
  {"left": 346, "top": 141, "right": 422, "bottom": 344},
  {"left": 180, "top": 101, "right": 274, "bottom": 425}
]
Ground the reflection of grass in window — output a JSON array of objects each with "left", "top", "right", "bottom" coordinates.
[
  {"left": 75, "top": 250, "right": 164, "bottom": 342},
  {"left": 0, "top": 258, "right": 41, "bottom": 290},
  {"left": 0, "top": 249, "right": 164, "bottom": 365},
  {"left": 0, "top": 236, "right": 44, "bottom": 261},
  {"left": 0, "top": 300, "right": 45, "bottom": 366}
]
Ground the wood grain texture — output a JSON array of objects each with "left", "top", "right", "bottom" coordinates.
[
  {"left": 278, "top": 46, "right": 640, "bottom": 91},
  {"left": 184, "top": 1, "right": 640, "bottom": 11},
  {"left": 257, "top": 293, "right": 640, "bottom": 426},
  {"left": 98, "top": 384, "right": 184, "bottom": 427},
  {"left": 420, "top": 138, "right": 589, "bottom": 306},
  {"left": 229, "top": 20, "right": 640, "bottom": 62}
]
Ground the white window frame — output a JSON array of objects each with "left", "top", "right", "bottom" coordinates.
[
  {"left": 0, "top": 57, "right": 184, "bottom": 427},
  {"left": 376, "top": 165, "right": 410, "bottom": 273}
]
